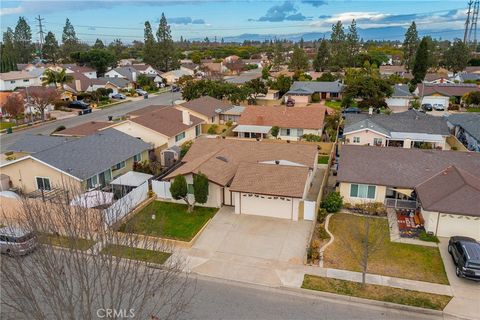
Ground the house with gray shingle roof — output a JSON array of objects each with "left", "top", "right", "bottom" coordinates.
[
  {"left": 285, "top": 81, "right": 344, "bottom": 104},
  {"left": 343, "top": 110, "right": 450, "bottom": 149},
  {"left": 0, "top": 129, "right": 151, "bottom": 193},
  {"left": 447, "top": 113, "right": 480, "bottom": 152},
  {"left": 385, "top": 84, "right": 413, "bottom": 111}
]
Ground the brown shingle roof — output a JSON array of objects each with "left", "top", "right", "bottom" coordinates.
[
  {"left": 416, "top": 165, "right": 480, "bottom": 217},
  {"left": 229, "top": 162, "right": 309, "bottom": 198},
  {"left": 52, "top": 121, "right": 110, "bottom": 137},
  {"left": 416, "top": 83, "right": 480, "bottom": 97},
  {"left": 337, "top": 145, "right": 480, "bottom": 189},
  {"left": 179, "top": 96, "right": 233, "bottom": 118},
  {"left": 166, "top": 138, "right": 317, "bottom": 187},
  {"left": 126, "top": 105, "right": 170, "bottom": 117},
  {"left": 130, "top": 106, "right": 203, "bottom": 137},
  {"left": 238, "top": 106, "right": 326, "bottom": 130}
]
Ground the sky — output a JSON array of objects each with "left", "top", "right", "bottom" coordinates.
[{"left": 0, "top": 0, "right": 471, "bottom": 44}]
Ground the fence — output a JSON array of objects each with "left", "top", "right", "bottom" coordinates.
[
  {"left": 385, "top": 198, "right": 418, "bottom": 209},
  {"left": 103, "top": 181, "right": 149, "bottom": 226},
  {"left": 152, "top": 180, "right": 172, "bottom": 200}
]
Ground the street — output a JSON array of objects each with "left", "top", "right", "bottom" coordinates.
[{"left": 0, "top": 91, "right": 182, "bottom": 153}]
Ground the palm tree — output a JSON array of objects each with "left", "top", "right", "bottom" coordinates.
[{"left": 42, "top": 68, "right": 74, "bottom": 89}]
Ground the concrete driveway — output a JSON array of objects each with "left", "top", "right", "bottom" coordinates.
[
  {"left": 438, "top": 237, "right": 480, "bottom": 320},
  {"left": 185, "top": 207, "right": 312, "bottom": 286}
]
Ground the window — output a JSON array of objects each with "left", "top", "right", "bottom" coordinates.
[
  {"left": 36, "top": 177, "right": 51, "bottom": 191},
  {"left": 331, "top": 92, "right": 339, "bottom": 98},
  {"left": 23, "top": 79, "right": 29, "bottom": 82},
  {"left": 175, "top": 132, "right": 186, "bottom": 142},
  {"left": 286, "top": 129, "right": 291, "bottom": 136},
  {"left": 353, "top": 136, "right": 360, "bottom": 143},
  {"left": 187, "top": 184, "right": 194, "bottom": 194},
  {"left": 10, "top": 80, "right": 15, "bottom": 84},
  {"left": 112, "top": 161, "right": 126, "bottom": 171},
  {"left": 133, "top": 153, "right": 142, "bottom": 162},
  {"left": 195, "top": 125, "right": 201, "bottom": 137},
  {"left": 373, "top": 138, "right": 383, "bottom": 146},
  {"left": 350, "top": 184, "right": 376, "bottom": 199},
  {"left": 87, "top": 175, "right": 98, "bottom": 189},
  {"left": 211, "top": 117, "right": 215, "bottom": 123}
]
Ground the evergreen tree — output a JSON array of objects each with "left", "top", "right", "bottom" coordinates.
[
  {"left": 412, "top": 37, "right": 429, "bottom": 84},
  {"left": 403, "top": 22, "right": 419, "bottom": 71},
  {"left": 143, "top": 21, "right": 156, "bottom": 66},
  {"left": 272, "top": 42, "right": 284, "bottom": 71},
  {"left": 289, "top": 46, "right": 309, "bottom": 71},
  {"left": 156, "top": 13, "right": 179, "bottom": 71},
  {"left": 93, "top": 38, "right": 105, "bottom": 49},
  {"left": 313, "top": 39, "right": 330, "bottom": 72},
  {"left": 1, "top": 28, "right": 17, "bottom": 72},
  {"left": 330, "top": 21, "right": 347, "bottom": 68},
  {"left": 346, "top": 19, "right": 360, "bottom": 67},
  {"left": 43, "top": 31, "right": 59, "bottom": 63},
  {"left": 299, "top": 37, "right": 304, "bottom": 48},
  {"left": 444, "top": 39, "right": 471, "bottom": 74},
  {"left": 14, "top": 17, "right": 33, "bottom": 63},
  {"left": 62, "top": 18, "right": 79, "bottom": 60}
]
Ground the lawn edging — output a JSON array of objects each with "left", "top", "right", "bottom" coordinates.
[
  {"left": 319, "top": 213, "right": 334, "bottom": 267},
  {"left": 283, "top": 285, "right": 444, "bottom": 317},
  {"left": 110, "top": 196, "right": 156, "bottom": 231}
]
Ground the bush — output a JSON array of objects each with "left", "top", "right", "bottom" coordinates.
[
  {"left": 317, "top": 226, "right": 330, "bottom": 240},
  {"left": 317, "top": 208, "right": 328, "bottom": 223},
  {"left": 419, "top": 231, "right": 440, "bottom": 243},
  {"left": 207, "top": 124, "right": 218, "bottom": 134},
  {"left": 52, "top": 125, "right": 66, "bottom": 133},
  {"left": 311, "top": 92, "right": 320, "bottom": 103},
  {"left": 180, "top": 140, "right": 193, "bottom": 157},
  {"left": 447, "top": 105, "right": 460, "bottom": 111},
  {"left": 302, "top": 134, "right": 322, "bottom": 142},
  {"left": 53, "top": 100, "right": 69, "bottom": 110},
  {"left": 270, "top": 126, "right": 279, "bottom": 138},
  {"left": 321, "top": 192, "right": 343, "bottom": 213},
  {"left": 225, "top": 120, "right": 233, "bottom": 128},
  {"left": 343, "top": 202, "right": 387, "bottom": 216}
]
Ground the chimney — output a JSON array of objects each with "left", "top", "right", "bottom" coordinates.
[
  {"left": 75, "top": 79, "right": 82, "bottom": 92},
  {"left": 182, "top": 110, "right": 191, "bottom": 125},
  {"left": 368, "top": 107, "right": 373, "bottom": 115}
]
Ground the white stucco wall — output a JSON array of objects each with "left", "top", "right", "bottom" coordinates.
[
  {"left": 232, "top": 191, "right": 299, "bottom": 220},
  {"left": 339, "top": 182, "right": 387, "bottom": 205},
  {"left": 166, "top": 174, "right": 222, "bottom": 208},
  {"left": 422, "top": 208, "right": 480, "bottom": 240},
  {"left": 344, "top": 130, "right": 387, "bottom": 147}
]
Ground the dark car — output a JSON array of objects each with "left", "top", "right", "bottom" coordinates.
[
  {"left": 342, "top": 107, "right": 361, "bottom": 114},
  {"left": 110, "top": 93, "right": 126, "bottom": 100},
  {"left": 69, "top": 100, "right": 92, "bottom": 115},
  {"left": 171, "top": 86, "right": 180, "bottom": 92},
  {"left": 448, "top": 236, "right": 480, "bottom": 281},
  {"left": 421, "top": 103, "right": 433, "bottom": 111}
]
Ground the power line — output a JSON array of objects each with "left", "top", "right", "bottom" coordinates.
[{"left": 35, "top": 15, "right": 45, "bottom": 59}]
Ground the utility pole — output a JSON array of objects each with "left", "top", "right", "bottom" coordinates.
[
  {"left": 464, "top": 1, "right": 473, "bottom": 43},
  {"left": 35, "top": 15, "right": 45, "bottom": 59}
]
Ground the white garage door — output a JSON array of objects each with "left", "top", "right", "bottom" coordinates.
[
  {"left": 422, "top": 96, "right": 449, "bottom": 107},
  {"left": 239, "top": 194, "right": 293, "bottom": 219},
  {"left": 436, "top": 214, "right": 480, "bottom": 240},
  {"left": 386, "top": 98, "right": 409, "bottom": 108}
]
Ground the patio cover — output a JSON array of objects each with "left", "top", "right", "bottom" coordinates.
[
  {"left": 390, "top": 132, "right": 444, "bottom": 143},
  {"left": 70, "top": 190, "right": 114, "bottom": 208},
  {"left": 109, "top": 171, "right": 153, "bottom": 187},
  {"left": 233, "top": 125, "right": 272, "bottom": 134},
  {"left": 393, "top": 188, "right": 414, "bottom": 197}
]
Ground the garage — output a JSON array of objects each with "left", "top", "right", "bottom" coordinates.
[
  {"left": 386, "top": 97, "right": 410, "bottom": 108},
  {"left": 421, "top": 96, "right": 449, "bottom": 108},
  {"left": 426, "top": 212, "right": 480, "bottom": 241},
  {"left": 236, "top": 193, "right": 295, "bottom": 220}
]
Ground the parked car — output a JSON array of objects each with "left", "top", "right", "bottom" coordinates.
[
  {"left": 110, "top": 93, "right": 126, "bottom": 100},
  {"left": 0, "top": 227, "right": 37, "bottom": 256},
  {"left": 448, "top": 236, "right": 480, "bottom": 281},
  {"left": 135, "top": 89, "right": 148, "bottom": 96},
  {"left": 69, "top": 100, "right": 92, "bottom": 115},
  {"left": 342, "top": 107, "right": 361, "bottom": 114},
  {"left": 421, "top": 103, "right": 433, "bottom": 111},
  {"left": 433, "top": 104, "right": 445, "bottom": 111},
  {"left": 171, "top": 86, "right": 180, "bottom": 92}
]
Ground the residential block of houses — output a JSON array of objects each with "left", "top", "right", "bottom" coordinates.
[{"left": 175, "top": 96, "right": 235, "bottom": 124}]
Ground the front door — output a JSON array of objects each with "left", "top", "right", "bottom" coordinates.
[{"left": 321, "top": 92, "right": 327, "bottom": 99}]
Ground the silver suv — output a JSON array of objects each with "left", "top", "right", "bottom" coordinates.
[{"left": 0, "top": 227, "right": 37, "bottom": 256}]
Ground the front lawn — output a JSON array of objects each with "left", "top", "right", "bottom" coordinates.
[
  {"left": 318, "top": 155, "right": 330, "bottom": 164},
  {"left": 101, "top": 244, "right": 171, "bottom": 264},
  {"left": 324, "top": 213, "right": 448, "bottom": 284},
  {"left": 119, "top": 201, "right": 217, "bottom": 241},
  {"left": 39, "top": 233, "right": 95, "bottom": 251},
  {"left": 302, "top": 275, "right": 451, "bottom": 310},
  {"left": 325, "top": 100, "right": 342, "bottom": 110},
  {"left": 467, "top": 107, "right": 480, "bottom": 112},
  {"left": 0, "top": 122, "right": 14, "bottom": 130}
]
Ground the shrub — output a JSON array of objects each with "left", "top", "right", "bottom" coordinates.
[
  {"left": 419, "top": 231, "right": 440, "bottom": 243},
  {"left": 52, "top": 125, "right": 66, "bottom": 133},
  {"left": 317, "top": 208, "right": 328, "bottom": 223},
  {"left": 270, "top": 126, "right": 279, "bottom": 137},
  {"left": 310, "top": 239, "right": 321, "bottom": 260},
  {"left": 321, "top": 192, "right": 343, "bottom": 213},
  {"left": 345, "top": 202, "right": 387, "bottom": 216},
  {"left": 225, "top": 120, "right": 233, "bottom": 128},
  {"left": 180, "top": 140, "right": 193, "bottom": 157},
  {"left": 317, "top": 226, "right": 330, "bottom": 240},
  {"left": 448, "top": 105, "right": 460, "bottom": 111},
  {"left": 311, "top": 92, "right": 320, "bottom": 103},
  {"left": 207, "top": 124, "right": 218, "bottom": 134},
  {"left": 302, "top": 133, "right": 322, "bottom": 142},
  {"left": 53, "top": 100, "right": 69, "bottom": 110}
]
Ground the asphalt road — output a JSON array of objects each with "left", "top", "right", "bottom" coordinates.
[{"left": 0, "top": 91, "right": 182, "bottom": 153}]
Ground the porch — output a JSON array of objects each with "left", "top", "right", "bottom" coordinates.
[{"left": 233, "top": 125, "right": 271, "bottom": 139}]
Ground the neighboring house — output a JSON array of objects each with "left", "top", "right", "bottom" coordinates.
[
  {"left": 343, "top": 110, "right": 450, "bottom": 149},
  {"left": 337, "top": 145, "right": 480, "bottom": 239},
  {"left": 256, "top": 89, "right": 281, "bottom": 101},
  {"left": 161, "top": 69, "right": 194, "bottom": 84},
  {"left": 423, "top": 73, "right": 452, "bottom": 84},
  {"left": 452, "top": 72, "right": 480, "bottom": 83},
  {"left": 243, "top": 59, "right": 263, "bottom": 68},
  {"left": 379, "top": 65, "right": 411, "bottom": 78},
  {"left": 219, "top": 105, "right": 245, "bottom": 124},
  {"left": 104, "top": 66, "right": 140, "bottom": 82},
  {"left": 0, "top": 129, "right": 150, "bottom": 193},
  {"left": 0, "top": 70, "right": 43, "bottom": 91},
  {"left": 202, "top": 62, "right": 228, "bottom": 75},
  {"left": 64, "top": 73, "right": 133, "bottom": 93},
  {"left": 385, "top": 84, "right": 413, "bottom": 111},
  {"left": 234, "top": 106, "right": 327, "bottom": 141},
  {"left": 224, "top": 71, "right": 262, "bottom": 85},
  {"left": 62, "top": 64, "right": 97, "bottom": 79},
  {"left": 223, "top": 55, "right": 241, "bottom": 64},
  {"left": 175, "top": 96, "right": 234, "bottom": 124},
  {"left": 108, "top": 105, "right": 204, "bottom": 154},
  {"left": 447, "top": 113, "right": 480, "bottom": 152},
  {"left": 415, "top": 83, "right": 480, "bottom": 107},
  {"left": 464, "top": 66, "right": 480, "bottom": 74},
  {"left": 52, "top": 121, "right": 111, "bottom": 137},
  {"left": 285, "top": 81, "right": 344, "bottom": 103},
  {"left": 163, "top": 138, "right": 318, "bottom": 220}
]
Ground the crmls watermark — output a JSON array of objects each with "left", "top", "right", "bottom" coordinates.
[{"left": 96, "top": 308, "right": 135, "bottom": 318}]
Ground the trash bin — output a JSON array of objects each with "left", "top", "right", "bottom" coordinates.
[
  {"left": 144, "top": 94, "right": 149, "bottom": 99},
  {"left": 108, "top": 116, "right": 113, "bottom": 121},
  {"left": 6, "top": 127, "right": 13, "bottom": 134}
]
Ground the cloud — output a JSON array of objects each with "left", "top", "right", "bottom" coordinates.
[
  {"left": 256, "top": 1, "right": 308, "bottom": 22},
  {"left": 192, "top": 19, "right": 205, "bottom": 24},
  {"left": 0, "top": 6, "right": 24, "bottom": 16},
  {"left": 302, "top": 0, "right": 327, "bottom": 7},
  {"left": 161, "top": 16, "right": 206, "bottom": 25}
]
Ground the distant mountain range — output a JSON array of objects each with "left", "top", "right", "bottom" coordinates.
[{"left": 207, "top": 27, "right": 464, "bottom": 42}]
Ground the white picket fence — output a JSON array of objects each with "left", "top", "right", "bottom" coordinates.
[
  {"left": 103, "top": 181, "right": 149, "bottom": 226},
  {"left": 152, "top": 180, "right": 172, "bottom": 200}
]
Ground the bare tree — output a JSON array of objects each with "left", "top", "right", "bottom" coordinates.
[
  {"left": 2, "top": 93, "right": 24, "bottom": 120},
  {"left": 1, "top": 185, "right": 193, "bottom": 320},
  {"left": 28, "top": 86, "right": 58, "bottom": 121},
  {"left": 339, "top": 205, "right": 389, "bottom": 286}
]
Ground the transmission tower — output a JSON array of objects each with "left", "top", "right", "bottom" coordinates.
[
  {"left": 35, "top": 15, "right": 45, "bottom": 59},
  {"left": 464, "top": 1, "right": 473, "bottom": 43}
]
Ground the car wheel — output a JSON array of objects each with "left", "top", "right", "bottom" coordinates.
[
  {"left": 448, "top": 245, "right": 452, "bottom": 254},
  {"left": 456, "top": 266, "right": 462, "bottom": 278}
]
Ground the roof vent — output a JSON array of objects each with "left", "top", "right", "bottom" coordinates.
[
  {"left": 216, "top": 156, "right": 228, "bottom": 163},
  {"left": 215, "top": 108, "right": 223, "bottom": 113},
  {"left": 275, "top": 160, "right": 280, "bottom": 165}
]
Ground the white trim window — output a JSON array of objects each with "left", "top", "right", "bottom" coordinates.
[
  {"left": 350, "top": 183, "right": 376, "bottom": 199},
  {"left": 133, "top": 153, "right": 142, "bottom": 162},
  {"left": 112, "top": 161, "right": 126, "bottom": 171},
  {"left": 36, "top": 177, "right": 51, "bottom": 190},
  {"left": 353, "top": 137, "right": 360, "bottom": 143},
  {"left": 373, "top": 138, "right": 383, "bottom": 146},
  {"left": 86, "top": 175, "right": 98, "bottom": 189},
  {"left": 175, "top": 132, "right": 186, "bottom": 142}
]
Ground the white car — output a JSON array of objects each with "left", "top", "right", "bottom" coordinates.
[
  {"left": 135, "top": 89, "right": 148, "bottom": 96},
  {"left": 433, "top": 104, "right": 445, "bottom": 111}
]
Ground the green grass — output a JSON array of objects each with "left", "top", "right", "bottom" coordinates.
[
  {"left": 318, "top": 155, "right": 330, "bottom": 164},
  {"left": 97, "top": 99, "right": 131, "bottom": 109},
  {"left": 324, "top": 213, "right": 449, "bottom": 284},
  {"left": 39, "top": 233, "right": 95, "bottom": 251},
  {"left": 0, "top": 122, "right": 14, "bottom": 130},
  {"left": 119, "top": 201, "right": 217, "bottom": 241},
  {"left": 101, "top": 244, "right": 171, "bottom": 264},
  {"left": 302, "top": 275, "right": 452, "bottom": 310},
  {"left": 325, "top": 100, "right": 342, "bottom": 110},
  {"left": 467, "top": 107, "right": 480, "bottom": 112}
]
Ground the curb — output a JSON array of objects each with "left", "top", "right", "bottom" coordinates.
[{"left": 282, "top": 286, "right": 445, "bottom": 317}]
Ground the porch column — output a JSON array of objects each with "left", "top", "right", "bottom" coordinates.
[{"left": 403, "top": 139, "right": 412, "bottom": 148}]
